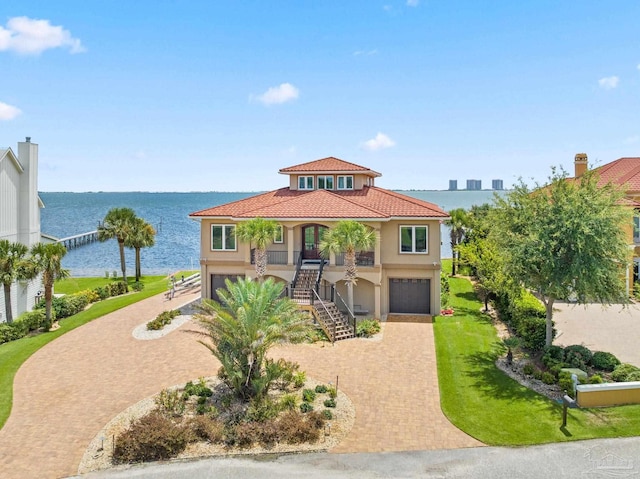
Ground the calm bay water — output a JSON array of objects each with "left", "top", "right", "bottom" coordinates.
[{"left": 39, "top": 190, "right": 502, "bottom": 277}]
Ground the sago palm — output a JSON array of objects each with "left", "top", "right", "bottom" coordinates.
[
  {"left": 98, "top": 207, "right": 136, "bottom": 290},
  {"left": 30, "top": 242, "right": 69, "bottom": 330},
  {"left": 194, "top": 277, "right": 310, "bottom": 401},
  {"left": 319, "top": 220, "right": 376, "bottom": 314},
  {"left": 0, "top": 240, "right": 31, "bottom": 323},
  {"left": 125, "top": 217, "right": 156, "bottom": 281},
  {"left": 236, "top": 217, "right": 279, "bottom": 281}
]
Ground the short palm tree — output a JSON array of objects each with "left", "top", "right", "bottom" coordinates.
[
  {"left": 0, "top": 240, "right": 31, "bottom": 323},
  {"left": 235, "top": 217, "right": 279, "bottom": 281},
  {"left": 98, "top": 207, "right": 137, "bottom": 290},
  {"left": 194, "top": 277, "right": 310, "bottom": 402},
  {"left": 445, "top": 208, "right": 469, "bottom": 276},
  {"left": 125, "top": 217, "right": 156, "bottom": 282},
  {"left": 29, "top": 242, "right": 69, "bottom": 330},
  {"left": 319, "top": 220, "right": 376, "bottom": 314}
]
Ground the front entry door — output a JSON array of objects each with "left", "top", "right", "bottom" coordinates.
[{"left": 302, "top": 225, "right": 327, "bottom": 260}]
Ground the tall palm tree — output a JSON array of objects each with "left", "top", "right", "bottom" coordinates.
[
  {"left": 445, "top": 208, "right": 469, "bottom": 276},
  {"left": 30, "top": 242, "right": 69, "bottom": 330},
  {"left": 319, "top": 220, "right": 376, "bottom": 314},
  {"left": 235, "top": 217, "right": 279, "bottom": 281},
  {"left": 125, "top": 217, "right": 156, "bottom": 282},
  {"left": 97, "top": 207, "right": 136, "bottom": 290},
  {"left": 194, "top": 277, "right": 310, "bottom": 401},
  {"left": 0, "top": 240, "right": 31, "bottom": 323}
]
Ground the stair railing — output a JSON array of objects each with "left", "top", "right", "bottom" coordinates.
[
  {"left": 311, "top": 288, "right": 336, "bottom": 343},
  {"left": 333, "top": 285, "right": 357, "bottom": 337},
  {"left": 290, "top": 252, "right": 304, "bottom": 298}
]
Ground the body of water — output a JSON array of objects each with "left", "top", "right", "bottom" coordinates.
[{"left": 39, "top": 190, "right": 503, "bottom": 277}]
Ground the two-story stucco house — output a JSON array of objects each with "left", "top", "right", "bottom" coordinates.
[
  {"left": 189, "top": 157, "right": 449, "bottom": 340},
  {"left": 0, "top": 138, "right": 45, "bottom": 322}
]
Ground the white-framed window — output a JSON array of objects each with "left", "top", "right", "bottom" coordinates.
[
  {"left": 399, "top": 225, "right": 428, "bottom": 254},
  {"left": 274, "top": 224, "right": 284, "bottom": 243},
  {"left": 317, "top": 176, "right": 334, "bottom": 190},
  {"left": 211, "top": 224, "right": 236, "bottom": 251},
  {"left": 298, "top": 176, "right": 314, "bottom": 190},
  {"left": 634, "top": 216, "right": 640, "bottom": 243},
  {"left": 337, "top": 175, "right": 354, "bottom": 190}
]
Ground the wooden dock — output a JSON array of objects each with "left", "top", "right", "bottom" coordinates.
[{"left": 57, "top": 230, "right": 98, "bottom": 250}]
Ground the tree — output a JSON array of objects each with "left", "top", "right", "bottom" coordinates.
[
  {"left": 235, "top": 218, "right": 279, "bottom": 281},
  {"left": 125, "top": 217, "right": 156, "bottom": 282},
  {"left": 0, "top": 240, "right": 31, "bottom": 323},
  {"left": 491, "top": 169, "right": 632, "bottom": 347},
  {"left": 319, "top": 220, "right": 376, "bottom": 314},
  {"left": 444, "top": 208, "right": 469, "bottom": 276},
  {"left": 98, "top": 207, "right": 137, "bottom": 290},
  {"left": 194, "top": 277, "right": 310, "bottom": 401},
  {"left": 30, "top": 242, "right": 69, "bottom": 330}
]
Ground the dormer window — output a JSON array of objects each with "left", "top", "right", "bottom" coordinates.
[
  {"left": 299, "top": 176, "right": 314, "bottom": 190},
  {"left": 337, "top": 175, "right": 354, "bottom": 190},
  {"left": 317, "top": 176, "right": 334, "bottom": 190}
]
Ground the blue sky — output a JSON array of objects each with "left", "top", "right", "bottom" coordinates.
[{"left": 2, "top": 1, "right": 640, "bottom": 192}]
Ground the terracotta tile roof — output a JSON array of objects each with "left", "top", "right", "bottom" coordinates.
[
  {"left": 593, "top": 157, "right": 640, "bottom": 191},
  {"left": 279, "top": 157, "right": 381, "bottom": 177},
  {"left": 190, "top": 186, "right": 448, "bottom": 220}
]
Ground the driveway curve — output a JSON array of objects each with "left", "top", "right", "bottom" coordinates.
[{"left": 0, "top": 289, "right": 479, "bottom": 479}]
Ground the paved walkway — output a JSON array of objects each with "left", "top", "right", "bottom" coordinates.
[
  {"left": 553, "top": 301, "right": 640, "bottom": 366},
  {"left": 0, "top": 289, "right": 479, "bottom": 479}
]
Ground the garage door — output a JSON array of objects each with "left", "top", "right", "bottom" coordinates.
[
  {"left": 389, "top": 278, "right": 430, "bottom": 314},
  {"left": 210, "top": 274, "right": 244, "bottom": 302}
]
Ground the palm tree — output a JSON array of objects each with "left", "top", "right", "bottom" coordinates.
[
  {"left": 125, "top": 217, "right": 156, "bottom": 282},
  {"left": 0, "top": 240, "right": 31, "bottom": 323},
  {"left": 319, "top": 220, "right": 376, "bottom": 314},
  {"left": 194, "top": 277, "right": 310, "bottom": 401},
  {"left": 30, "top": 242, "right": 69, "bottom": 330},
  {"left": 235, "top": 217, "right": 279, "bottom": 281},
  {"left": 445, "top": 208, "right": 469, "bottom": 276},
  {"left": 97, "top": 207, "right": 136, "bottom": 290}
]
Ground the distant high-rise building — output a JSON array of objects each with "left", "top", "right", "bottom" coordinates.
[
  {"left": 466, "top": 179, "right": 482, "bottom": 190},
  {"left": 492, "top": 179, "right": 504, "bottom": 190},
  {"left": 448, "top": 180, "right": 458, "bottom": 191}
]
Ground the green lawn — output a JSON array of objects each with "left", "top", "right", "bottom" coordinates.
[
  {"left": 435, "top": 276, "right": 640, "bottom": 445},
  {"left": 0, "top": 272, "right": 196, "bottom": 429},
  {"left": 54, "top": 271, "right": 198, "bottom": 295}
]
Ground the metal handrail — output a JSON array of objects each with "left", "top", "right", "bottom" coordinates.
[
  {"left": 311, "top": 288, "right": 336, "bottom": 343},
  {"left": 333, "top": 286, "right": 356, "bottom": 337},
  {"left": 291, "top": 251, "right": 303, "bottom": 289}
]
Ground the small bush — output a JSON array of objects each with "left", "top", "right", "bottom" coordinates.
[
  {"left": 16, "top": 309, "right": 46, "bottom": 332},
  {"left": 270, "top": 359, "right": 302, "bottom": 391},
  {"left": 0, "top": 322, "right": 28, "bottom": 345},
  {"left": 588, "top": 375, "right": 604, "bottom": 384},
  {"left": 522, "top": 362, "right": 535, "bottom": 376},
  {"left": 327, "top": 386, "right": 337, "bottom": 399},
  {"left": 532, "top": 369, "right": 543, "bottom": 381},
  {"left": 293, "top": 371, "right": 306, "bottom": 389},
  {"left": 302, "top": 389, "right": 316, "bottom": 403},
  {"left": 518, "top": 317, "right": 550, "bottom": 351},
  {"left": 187, "top": 415, "right": 224, "bottom": 443},
  {"left": 590, "top": 351, "right": 620, "bottom": 372},
  {"left": 132, "top": 281, "right": 145, "bottom": 292},
  {"left": 147, "top": 309, "right": 180, "bottom": 331},
  {"left": 627, "top": 371, "right": 640, "bottom": 382},
  {"left": 564, "top": 345, "right": 593, "bottom": 366},
  {"left": 542, "top": 345, "right": 564, "bottom": 368},
  {"left": 76, "top": 289, "right": 100, "bottom": 304},
  {"left": 279, "top": 394, "right": 298, "bottom": 411},
  {"left": 323, "top": 398, "right": 336, "bottom": 408},
  {"left": 246, "top": 399, "right": 280, "bottom": 423},
  {"left": 183, "top": 378, "right": 213, "bottom": 397},
  {"left": 356, "top": 319, "right": 381, "bottom": 338},
  {"left": 155, "top": 389, "right": 185, "bottom": 416},
  {"left": 299, "top": 402, "right": 314, "bottom": 413},
  {"left": 558, "top": 376, "right": 576, "bottom": 398},
  {"left": 314, "top": 384, "right": 328, "bottom": 394},
  {"left": 94, "top": 286, "right": 110, "bottom": 300},
  {"left": 278, "top": 411, "right": 323, "bottom": 444},
  {"left": 614, "top": 363, "right": 640, "bottom": 382},
  {"left": 541, "top": 372, "right": 555, "bottom": 385},
  {"left": 107, "top": 281, "right": 127, "bottom": 297},
  {"left": 113, "top": 411, "right": 189, "bottom": 464}
]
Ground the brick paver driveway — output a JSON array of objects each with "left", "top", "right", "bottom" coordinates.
[{"left": 0, "top": 289, "right": 480, "bottom": 479}]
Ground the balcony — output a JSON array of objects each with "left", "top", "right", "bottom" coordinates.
[
  {"left": 334, "top": 251, "right": 375, "bottom": 267},
  {"left": 250, "top": 249, "right": 288, "bottom": 265}
]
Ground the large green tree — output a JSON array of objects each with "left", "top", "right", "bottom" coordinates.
[
  {"left": 445, "top": 208, "right": 469, "bottom": 276},
  {"left": 319, "top": 220, "right": 376, "bottom": 314},
  {"left": 235, "top": 217, "right": 279, "bottom": 281},
  {"left": 30, "top": 242, "right": 69, "bottom": 330},
  {"left": 98, "top": 207, "right": 137, "bottom": 290},
  {"left": 194, "top": 277, "right": 310, "bottom": 401},
  {"left": 125, "top": 217, "right": 156, "bottom": 282},
  {"left": 0, "top": 240, "right": 31, "bottom": 323},
  {"left": 491, "top": 169, "right": 632, "bottom": 347}
]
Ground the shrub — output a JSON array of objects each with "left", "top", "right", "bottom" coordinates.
[
  {"left": 614, "top": 364, "right": 640, "bottom": 382},
  {"left": 16, "top": 309, "right": 46, "bottom": 332},
  {"left": 132, "top": 281, "right": 145, "bottom": 292},
  {"left": 293, "top": 371, "right": 306, "bottom": 389},
  {"left": 542, "top": 345, "right": 565, "bottom": 368},
  {"left": 564, "top": 345, "right": 593, "bottom": 366},
  {"left": 322, "top": 409, "right": 333, "bottom": 420},
  {"left": 558, "top": 375, "right": 576, "bottom": 398},
  {"left": 76, "top": 289, "right": 100, "bottom": 304},
  {"left": 155, "top": 389, "right": 186, "bottom": 416},
  {"left": 356, "top": 319, "right": 381, "bottom": 338},
  {"left": 314, "top": 384, "right": 328, "bottom": 394},
  {"left": 107, "top": 281, "right": 127, "bottom": 297},
  {"left": 183, "top": 378, "right": 213, "bottom": 397},
  {"left": 278, "top": 411, "right": 323, "bottom": 444},
  {"left": 517, "top": 316, "right": 550, "bottom": 351},
  {"left": 541, "top": 372, "right": 555, "bottom": 385},
  {"left": 279, "top": 394, "right": 298, "bottom": 411},
  {"left": 270, "top": 359, "right": 302, "bottom": 391},
  {"left": 591, "top": 351, "right": 620, "bottom": 372},
  {"left": 147, "top": 309, "right": 180, "bottom": 331},
  {"left": 302, "top": 389, "right": 316, "bottom": 403},
  {"left": 299, "top": 402, "right": 314, "bottom": 413},
  {"left": 533, "top": 369, "right": 543, "bottom": 381},
  {"left": 0, "top": 322, "right": 28, "bottom": 345},
  {"left": 522, "top": 362, "right": 535, "bottom": 376},
  {"left": 327, "top": 386, "right": 337, "bottom": 399},
  {"left": 112, "top": 411, "right": 189, "bottom": 464},
  {"left": 94, "top": 286, "right": 110, "bottom": 300},
  {"left": 246, "top": 398, "right": 280, "bottom": 422},
  {"left": 509, "top": 290, "right": 546, "bottom": 330},
  {"left": 195, "top": 403, "right": 217, "bottom": 416},
  {"left": 232, "top": 420, "right": 279, "bottom": 447},
  {"left": 323, "top": 398, "right": 336, "bottom": 408},
  {"left": 187, "top": 415, "right": 224, "bottom": 443},
  {"left": 627, "top": 371, "right": 640, "bottom": 382},
  {"left": 588, "top": 375, "right": 604, "bottom": 384}
]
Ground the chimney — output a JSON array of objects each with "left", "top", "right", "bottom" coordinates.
[{"left": 574, "top": 153, "right": 588, "bottom": 178}]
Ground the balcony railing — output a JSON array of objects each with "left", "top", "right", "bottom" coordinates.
[
  {"left": 250, "top": 249, "right": 288, "bottom": 265},
  {"left": 334, "top": 251, "right": 375, "bottom": 267}
]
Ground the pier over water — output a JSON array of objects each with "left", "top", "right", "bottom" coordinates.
[{"left": 57, "top": 231, "right": 98, "bottom": 250}]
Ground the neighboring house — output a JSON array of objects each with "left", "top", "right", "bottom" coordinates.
[
  {"left": 189, "top": 157, "right": 449, "bottom": 339},
  {"left": 0, "top": 138, "right": 45, "bottom": 322},
  {"left": 573, "top": 153, "right": 640, "bottom": 293}
]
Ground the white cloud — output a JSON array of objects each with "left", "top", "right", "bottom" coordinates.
[
  {"left": 407, "top": 0, "right": 420, "bottom": 6},
  {"left": 0, "top": 16, "right": 85, "bottom": 55},
  {"left": 361, "top": 132, "right": 396, "bottom": 151},
  {"left": 254, "top": 83, "right": 299, "bottom": 105},
  {"left": 0, "top": 101, "right": 21, "bottom": 120},
  {"left": 598, "top": 76, "right": 619, "bottom": 90}
]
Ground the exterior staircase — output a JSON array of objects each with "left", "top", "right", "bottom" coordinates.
[
  {"left": 291, "top": 268, "right": 317, "bottom": 304},
  {"left": 311, "top": 300, "right": 355, "bottom": 342}
]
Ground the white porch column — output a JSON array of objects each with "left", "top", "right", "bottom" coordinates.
[
  {"left": 374, "top": 228, "right": 381, "bottom": 266},
  {"left": 287, "top": 227, "right": 294, "bottom": 265},
  {"left": 374, "top": 283, "right": 381, "bottom": 319}
]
